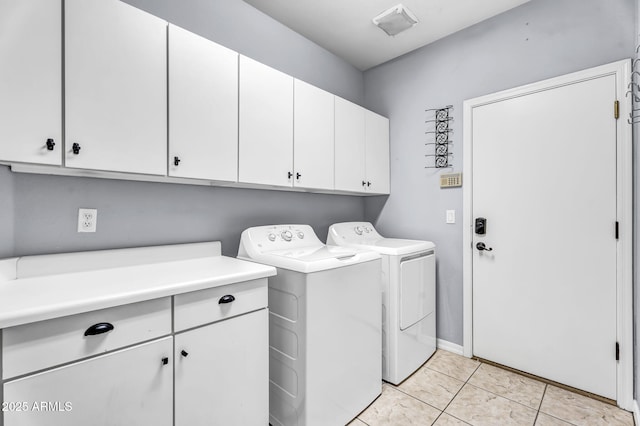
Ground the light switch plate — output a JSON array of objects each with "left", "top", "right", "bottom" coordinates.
[{"left": 446, "top": 210, "right": 456, "bottom": 224}]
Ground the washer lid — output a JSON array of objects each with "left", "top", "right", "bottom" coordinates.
[{"left": 327, "top": 222, "right": 435, "bottom": 256}]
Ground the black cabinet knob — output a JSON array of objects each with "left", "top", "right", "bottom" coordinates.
[
  {"left": 84, "top": 322, "right": 114, "bottom": 336},
  {"left": 367, "top": 181, "right": 371, "bottom": 187},
  {"left": 296, "top": 172, "right": 301, "bottom": 180},
  {"left": 287, "top": 171, "right": 293, "bottom": 179},
  {"left": 161, "top": 357, "right": 169, "bottom": 366},
  {"left": 72, "top": 143, "right": 81, "bottom": 155},
  {"left": 362, "top": 180, "right": 367, "bottom": 187},
  {"left": 174, "top": 156, "right": 181, "bottom": 166},
  {"left": 46, "top": 138, "right": 55, "bottom": 151},
  {"left": 218, "top": 294, "right": 236, "bottom": 304},
  {"left": 181, "top": 350, "right": 189, "bottom": 357}
]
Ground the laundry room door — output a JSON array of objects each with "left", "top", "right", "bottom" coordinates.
[{"left": 468, "top": 66, "right": 624, "bottom": 400}]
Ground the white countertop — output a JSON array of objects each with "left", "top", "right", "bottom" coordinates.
[{"left": 0, "top": 256, "right": 276, "bottom": 329}]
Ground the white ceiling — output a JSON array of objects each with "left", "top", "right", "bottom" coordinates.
[{"left": 243, "top": 0, "right": 531, "bottom": 71}]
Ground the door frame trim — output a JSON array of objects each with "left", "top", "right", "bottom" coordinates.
[{"left": 462, "top": 59, "right": 633, "bottom": 410}]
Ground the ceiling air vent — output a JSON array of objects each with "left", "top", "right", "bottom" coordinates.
[{"left": 372, "top": 4, "right": 418, "bottom": 37}]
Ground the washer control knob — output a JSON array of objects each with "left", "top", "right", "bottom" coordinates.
[
  {"left": 267, "top": 233, "right": 276, "bottom": 242},
  {"left": 297, "top": 231, "right": 304, "bottom": 239},
  {"left": 354, "top": 226, "right": 363, "bottom": 235},
  {"left": 281, "top": 230, "right": 293, "bottom": 241}
]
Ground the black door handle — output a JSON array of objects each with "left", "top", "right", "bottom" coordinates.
[
  {"left": 476, "top": 242, "right": 493, "bottom": 252},
  {"left": 46, "top": 138, "right": 55, "bottom": 151},
  {"left": 219, "top": 294, "right": 236, "bottom": 304},
  {"left": 84, "top": 322, "right": 114, "bottom": 336}
]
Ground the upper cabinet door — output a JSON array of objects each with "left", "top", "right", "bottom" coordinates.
[
  {"left": 0, "top": 0, "right": 61, "bottom": 165},
  {"left": 365, "top": 111, "right": 390, "bottom": 194},
  {"left": 168, "top": 24, "right": 238, "bottom": 182},
  {"left": 239, "top": 56, "right": 294, "bottom": 187},
  {"left": 293, "top": 80, "right": 334, "bottom": 190},
  {"left": 334, "top": 97, "right": 366, "bottom": 192},
  {"left": 65, "top": 0, "right": 167, "bottom": 175}
]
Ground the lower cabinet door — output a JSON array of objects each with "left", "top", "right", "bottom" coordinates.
[
  {"left": 3, "top": 337, "right": 173, "bottom": 426},
  {"left": 175, "top": 309, "right": 268, "bottom": 426}
]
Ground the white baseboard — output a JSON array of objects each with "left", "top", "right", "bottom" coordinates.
[
  {"left": 437, "top": 339, "right": 464, "bottom": 356},
  {"left": 632, "top": 400, "right": 640, "bottom": 425}
]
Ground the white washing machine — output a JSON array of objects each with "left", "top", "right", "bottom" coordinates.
[
  {"left": 238, "top": 224, "right": 382, "bottom": 426},
  {"left": 327, "top": 222, "right": 436, "bottom": 385}
]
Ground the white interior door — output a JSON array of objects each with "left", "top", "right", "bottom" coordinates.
[{"left": 471, "top": 74, "right": 618, "bottom": 399}]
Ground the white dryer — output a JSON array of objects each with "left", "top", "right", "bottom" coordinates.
[
  {"left": 327, "top": 222, "right": 436, "bottom": 385},
  {"left": 238, "top": 224, "right": 382, "bottom": 426}
]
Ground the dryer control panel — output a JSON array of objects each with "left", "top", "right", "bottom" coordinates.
[{"left": 329, "top": 222, "right": 383, "bottom": 244}]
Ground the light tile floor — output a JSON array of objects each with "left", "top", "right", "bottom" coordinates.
[{"left": 349, "top": 350, "right": 634, "bottom": 426}]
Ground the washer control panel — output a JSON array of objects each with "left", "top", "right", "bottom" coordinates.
[{"left": 247, "top": 224, "right": 319, "bottom": 252}]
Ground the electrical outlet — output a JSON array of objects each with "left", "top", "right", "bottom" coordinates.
[{"left": 78, "top": 208, "right": 97, "bottom": 233}]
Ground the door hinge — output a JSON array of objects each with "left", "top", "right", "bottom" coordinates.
[
  {"left": 615, "top": 221, "right": 619, "bottom": 240},
  {"left": 616, "top": 342, "right": 620, "bottom": 361},
  {"left": 614, "top": 100, "right": 619, "bottom": 119}
]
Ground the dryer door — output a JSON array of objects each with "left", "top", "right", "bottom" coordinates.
[{"left": 399, "top": 252, "right": 435, "bottom": 331}]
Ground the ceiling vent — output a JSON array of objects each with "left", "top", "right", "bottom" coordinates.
[{"left": 372, "top": 4, "right": 419, "bottom": 37}]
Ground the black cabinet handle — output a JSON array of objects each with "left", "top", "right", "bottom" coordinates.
[
  {"left": 72, "top": 143, "right": 81, "bottom": 155},
  {"left": 367, "top": 181, "right": 371, "bottom": 187},
  {"left": 84, "top": 322, "right": 114, "bottom": 336},
  {"left": 362, "top": 180, "right": 367, "bottom": 187},
  {"left": 296, "top": 172, "right": 301, "bottom": 180},
  {"left": 46, "top": 138, "right": 55, "bottom": 151},
  {"left": 174, "top": 156, "right": 181, "bottom": 166},
  {"left": 287, "top": 171, "right": 293, "bottom": 179},
  {"left": 218, "top": 294, "right": 236, "bottom": 304},
  {"left": 161, "top": 357, "right": 169, "bottom": 366},
  {"left": 181, "top": 350, "right": 189, "bottom": 357}
]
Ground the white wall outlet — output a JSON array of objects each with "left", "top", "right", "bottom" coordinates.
[
  {"left": 446, "top": 209, "right": 456, "bottom": 224},
  {"left": 78, "top": 208, "right": 97, "bottom": 233}
]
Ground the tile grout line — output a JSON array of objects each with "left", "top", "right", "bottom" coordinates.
[
  {"left": 429, "top": 359, "right": 483, "bottom": 425},
  {"left": 531, "top": 384, "right": 547, "bottom": 426}
]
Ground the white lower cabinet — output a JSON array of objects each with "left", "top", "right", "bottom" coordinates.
[
  {"left": 3, "top": 337, "right": 173, "bottom": 426},
  {"left": 175, "top": 309, "right": 269, "bottom": 426},
  {"left": 1, "top": 281, "right": 269, "bottom": 425}
]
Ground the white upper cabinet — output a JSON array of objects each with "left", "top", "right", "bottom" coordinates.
[
  {"left": 239, "top": 56, "right": 294, "bottom": 187},
  {"left": 293, "top": 80, "right": 335, "bottom": 190},
  {"left": 335, "top": 97, "right": 366, "bottom": 192},
  {"left": 335, "top": 97, "right": 390, "bottom": 194},
  {"left": 64, "top": 0, "right": 167, "bottom": 175},
  {"left": 168, "top": 24, "right": 238, "bottom": 182},
  {"left": 365, "top": 110, "right": 390, "bottom": 194},
  {"left": 0, "top": 0, "right": 61, "bottom": 165}
]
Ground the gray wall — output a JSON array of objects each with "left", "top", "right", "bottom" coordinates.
[
  {"left": 0, "top": 166, "right": 14, "bottom": 258},
  {"left": 634, "top": 0, "right": 639, "bottom": 401},
  {"left": 1, "top": 0, "right": 367, "bottom": 259},
  {"left": 122, "top": 0, "right": 364, "bottom": 105},
  {"left": 11, "top": 173, "right": 363, "bottom": 257},
  {"left": 363, "top": 0, "right": 635, "bottom": 346}
]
